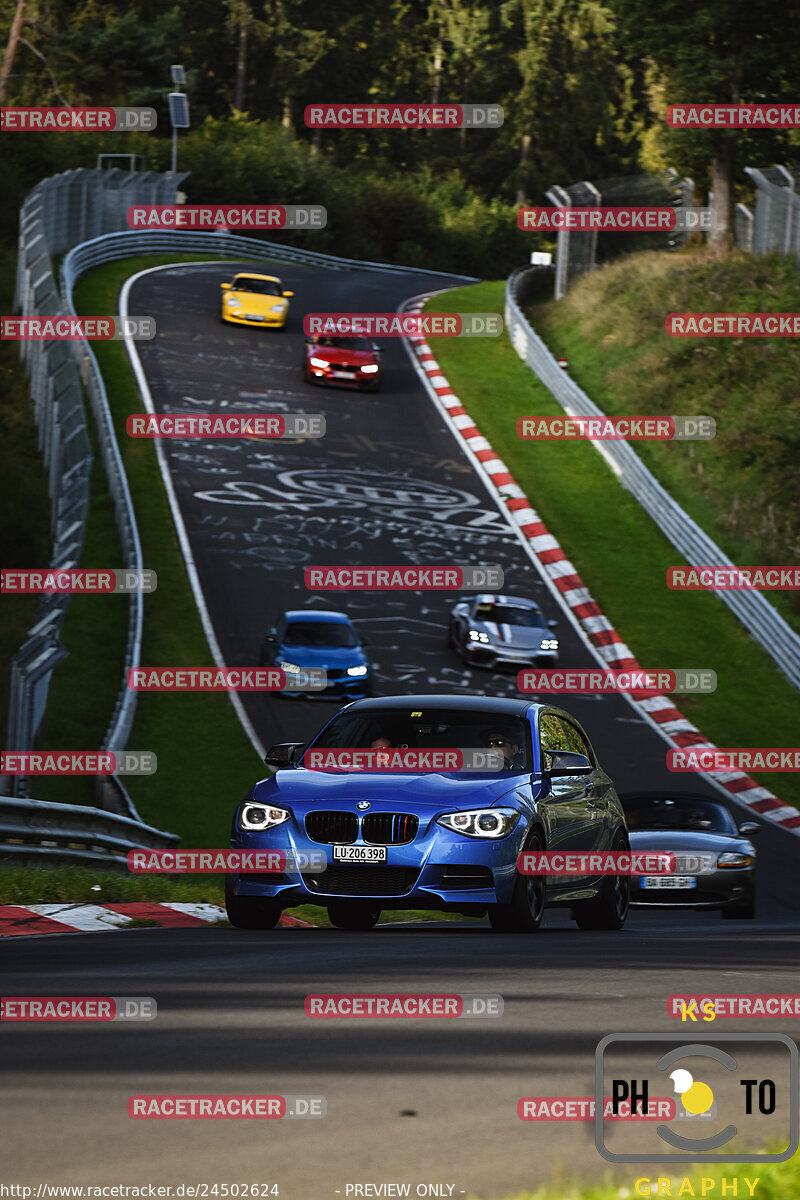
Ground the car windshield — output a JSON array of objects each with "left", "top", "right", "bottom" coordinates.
[
  {"left": 623, "top": 798, "right": 735, "bottom": 834},
  {"left": 233, "top": 278, "right": 281, "bottom": 295},
  {"left": 283, "top": 621, "right": 358, "bottom": 648},
  {"left": 307, "top": 707, "right": 532, "bottom": 771},
  {"left": 314, "top": 336, "right": 373, "bottom": 350},
  {"left": 474, "top": 603, "right": 544, "bottom": 627}
]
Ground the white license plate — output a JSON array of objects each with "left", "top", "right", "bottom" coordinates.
[
  {"left": 332, "top": 845, "right": 387, "bottom": 862},
  {"left": 641, "top": 875, "right": 697, "bottom": 889},
  {"left": 331, "top": 370, "right": 356, "bottom": 379}
]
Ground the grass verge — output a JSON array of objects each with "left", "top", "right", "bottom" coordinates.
[{"left": 424, "top": 281, "right": 800, "bottom": 807}]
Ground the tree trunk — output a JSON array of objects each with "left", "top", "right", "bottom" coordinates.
[
  {"left": 234, "top": 21, "right": 247, "bottom": 111},
  {"left": 0, "top": 0, "right": 26, "bottom": 105},
  {"left": 515, "top": 132, "right": 531, "bottom": 206},
  {"left": 708, "top": 135, "right": 736, "bottom": 254},
  {"left": 282, "top": 92, "right": 292, "bottom": 131}
]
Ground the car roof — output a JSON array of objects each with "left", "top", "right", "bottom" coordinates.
[
  {"left": 345, "top": 694, "right": 536, "bottom": 717},
  {"left": 282, "top": 609, "right": 352, "bottom": 624},
  {"left": 474, "top": 594, "right": 542, "bottom": 608},
  {"left": 232, "top": 273, "right": 281, "bottom": 283}
]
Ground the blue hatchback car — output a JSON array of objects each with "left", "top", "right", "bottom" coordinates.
[
  {"left": 259, "top": 609, "right": 372, "bottom": 699},
  {"left": 226, "top": 694, "right": 630, "bottom": 932}
]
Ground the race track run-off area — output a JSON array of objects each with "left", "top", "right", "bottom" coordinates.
[{"left": 3, "top": 261, "right": 799, "bottom": 1193}]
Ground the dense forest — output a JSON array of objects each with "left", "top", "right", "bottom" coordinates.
[{"left": 3, "top": 0, "right": 800, "bottom": 270}]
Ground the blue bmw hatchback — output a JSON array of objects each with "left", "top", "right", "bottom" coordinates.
[
  {"left": 226, "top": 694, "right": 630, "bottom": 932},
  {"left": 259, "top": 609, "right": 371, "bottom": 699}
]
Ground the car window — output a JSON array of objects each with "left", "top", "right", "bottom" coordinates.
[
  {"left": 233, "top": 277, "right": 281, "bottom": 296},
  {"left": 307, "top": 707, "right": 532, "bottom": 771},
  {"left": 473, "top": 602, "right": 543, "bottom": 627},
  {"left": 623, "top": 798, "right": 735, "bottom": 833},
  {"left": 539, "top": 714, "right": 594, "bottom": 764},
  {"left": 283, "top": 620, "right": 358, "bottom": 648}
]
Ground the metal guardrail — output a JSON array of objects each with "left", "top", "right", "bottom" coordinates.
[
  {"left": 60, "top": 227, "right": 481, "bottom": 280},
  {"left": 505, "top": 266, "right": 800, "bottom": 690},
  {"left": 0, "top": 796, "right": 178, "bottom": 866}
]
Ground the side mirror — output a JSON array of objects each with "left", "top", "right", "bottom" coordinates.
[
  {"left": 547, "top": 619, "right": 558, "bottom": 629},
  {"left": 359, "top": 637, "right": 370, "bottom": 648},
  {"left": 543, "top": 750, "right": 592, "bottom": 776},
  {"left": 283, "top": 290, "right": 294, "bottom": 297},
  {"left": 264, "top": 742, "right": 305, "bottom": 768},
  {"left": 371, "top": 343, "right": 382, "bottom": 353},
  {"left": 738, "top": 821, "right": 760, "bottom": 837},
  {"left": 262, "top": 633, "right": 277, "bottom": 644},
  {"left": 220, "top": 282, "right": 231, "bottom": 290}
]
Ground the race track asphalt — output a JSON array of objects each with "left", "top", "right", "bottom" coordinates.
[{"left": 3, "top": 261, "right": 797, "bottom": 1195}]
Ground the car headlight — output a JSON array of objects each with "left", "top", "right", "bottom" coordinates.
[
  {"left": 540, "top": 638, "right": 559, "bottom": 650},
  {"left": 226, "top": 297, "right": 242, "bottom": 308},
  {"left": 346, "top": 664, "right": 368, "bottom": 677},
  {"left": 360, "top": 364, "right": 380, "bottom": 373},
  {"left": 436, "top": 807, "right": 520, "bottom": 839},
  {"left": 468, "top": 629, "right": 490, "bottom": 643},
  {"left": 270, "top": 303, "right": 286, "bottom": 313},
  {"left": 717, "top": 852, "right": 754, "bottom": 868},
  {"left": 278, "top": 660, "right": 303, "bottom": 674},
  {"left": 309, "top": 356, "right": 329, "bottom": 368},
  {"left": 239, "top": 802, "right": 290, "bottom": 831}
]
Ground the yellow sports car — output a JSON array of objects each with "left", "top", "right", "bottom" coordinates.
[{"left": 220, "top": 272, "right": 294, "bottom": 328}]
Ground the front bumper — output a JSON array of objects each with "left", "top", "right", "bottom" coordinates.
[
  {"left": 463, "top": 643, "right": 559, "bottom": 669},
  {"left": 307, "top": 366, "right": 381, "bottom": 390},
  {"left": 229, "top": 812, "right": 526, "bottom": 908},
  {"left": 630, "top": 866, "right": 753, "bottom": 909},
  {"left": 222, "top": 309, "right": 287, "bottom": 328}
]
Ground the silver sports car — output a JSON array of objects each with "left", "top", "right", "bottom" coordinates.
[
  {"left": 621, "top": 792, "right": 758, "bottom": 919},
  {"left": 447, "top": 593, "right": 559, "bottom": 669}
]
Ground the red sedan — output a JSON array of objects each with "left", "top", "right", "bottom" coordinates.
[{"left": 303, "top": 335, "right": 382, "bottom": 392}]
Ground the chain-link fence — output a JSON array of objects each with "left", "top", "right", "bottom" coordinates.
[
  {"left": 4, "top": 168, "right": 186, "bottom": 812},
  {"left": 545, "top": 170, "right": 694, "bottom": 299}
]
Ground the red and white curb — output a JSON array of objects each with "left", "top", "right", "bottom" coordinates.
[
  {"left": 403, "top": 299, "right": 800, "bottom": 837},
  {"left": 0, "top": 903, "right": 317, "bottom": 937}
]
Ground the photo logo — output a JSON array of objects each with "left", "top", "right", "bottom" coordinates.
[
  {"left": 595, "top": 1033, "right": 799, "bottom": 1163},
  {"left": 0, "top": 997, "right": 156, "bottom": 1021},
  {"left": 128, "top": 1095, "right": 325, "bottom": 1119},
  {"left": 127, "top": 849, "right": 325, "bottom": 874},
  {"left": 518, "top": 207, "right": 714, "bottom": 232}
]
